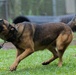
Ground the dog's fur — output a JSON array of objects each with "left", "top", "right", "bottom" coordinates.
[
  {"left": 13, "top": 16, "right": 30, "bottom": 24},
  {"left": 0, "top": 19, "right": 73, "bottom": 71},
  {"left": 67, "top": 16, "right": 76, "bottom": 32}
]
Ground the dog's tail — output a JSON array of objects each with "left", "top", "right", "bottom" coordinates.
[
  {"left": 13, "top": 16, "right": 30, "bottom": 24},
  {"left": 67, "top": 15, "right": 76, "bottom": 32}
]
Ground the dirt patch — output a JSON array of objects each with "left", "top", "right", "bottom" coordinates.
[{"left": 0, "top": 42, "right": 16, "bottom": 50}]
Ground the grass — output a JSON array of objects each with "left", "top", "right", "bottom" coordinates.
[
  {"left": 0, "top": 39, "right": 4, "bottom": 43},
  {"left": 0, "top": 46, "right": 76, "bottom": 75}
]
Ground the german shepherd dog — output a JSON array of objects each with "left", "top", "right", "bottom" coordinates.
[{"left": 0, "top": 19, "right": 73, "bottom": 71}]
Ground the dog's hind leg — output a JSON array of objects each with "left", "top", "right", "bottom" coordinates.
[
  {"left": 57, "top": 47, "right": 66, "bottom": 67},
  {"left": 56, "top": 33, "right": 73, "bottom": 67},
  {"left": 42, "top": 47, "right": 58, "bottom": 65}
]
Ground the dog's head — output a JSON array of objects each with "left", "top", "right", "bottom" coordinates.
[
  {"left": 0, "top": 19, "right": 11, "bottom": 33},
  {"left": 0, "top": 19, "right": 4, "bottom": 32},
  {"left": 0, "top": 19, "right": 10, "bottom": 39},
  {"left": 0, "top": 19, "right": 18, "bottom": 42},
  {"left": 0, "top": 19, "right": 17, "bottom": 40},
  {"left": 0, "top": 19, "right": 16, "bottom": 32}
]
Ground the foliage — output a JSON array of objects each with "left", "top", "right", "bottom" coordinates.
[
  {"left": 0, "top": 46, "right": 76, "bottom": 75},
  {"left": 8, "top": 0, "right": 53, "bottom": 17}
]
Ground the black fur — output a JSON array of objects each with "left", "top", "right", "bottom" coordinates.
[{"left": 13, "top": 16, "right": 30, "bottom": 24}]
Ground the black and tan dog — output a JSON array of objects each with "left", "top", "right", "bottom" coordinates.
[{"left": 0, "top": 19, "right": 73, "bottom": 71}]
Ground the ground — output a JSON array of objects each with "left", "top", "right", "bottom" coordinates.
[{"left": 1, "top": 42, "right": 16, "bottom": 50}]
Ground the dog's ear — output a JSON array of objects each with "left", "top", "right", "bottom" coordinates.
[
  {"left": 9, "top": 24, "right": 18, "bottom": 32},
  {"left": 9, "top": 25, "right": 15, "bottom": 31}
]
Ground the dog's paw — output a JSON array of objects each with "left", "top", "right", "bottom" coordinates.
[
  {"left": 10, "top": 64, "right": 17, "bottom": 71},
  {"left": 42, "top": 62, "right": 49, "bottom": 65},
  {"left": 58, "top": 62, "right": 62, "bottom": 67}
]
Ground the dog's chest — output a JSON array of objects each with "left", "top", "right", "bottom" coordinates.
[{"left": 14, "top": 40, "right": 29, "bottom": 50}]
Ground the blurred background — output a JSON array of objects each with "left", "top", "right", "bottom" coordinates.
[
  {"left": 0, "top": 0, "right": 76, "bottom": 20},
  {"left": 0, "top": 0, "right": 76, "bottom": 48}
]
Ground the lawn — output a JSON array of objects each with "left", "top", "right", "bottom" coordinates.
[{"left": 0, "top": 46, "right": 76, "bottom": 75}]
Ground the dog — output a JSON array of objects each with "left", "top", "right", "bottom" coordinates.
[{"left": 0, "top": 19, "right": 73, "bottom": 71}]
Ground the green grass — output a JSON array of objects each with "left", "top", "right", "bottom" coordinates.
[
  {"left": 0, "top": 39, "right": 4, "bottom": 43},
  {"left": 0, "top": 46, "right": 76, "bottom": 75}
]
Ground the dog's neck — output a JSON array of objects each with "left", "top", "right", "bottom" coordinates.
[
  {"left": 5, "top": 24, "right": 18, "bottom": 42},
  {"left": 5, "top": 24, "right": 25, "bottom": 44}
]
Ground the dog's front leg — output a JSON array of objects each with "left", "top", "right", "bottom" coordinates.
[
  {"left": 16, "top": 49, "right": 24, "bottom": 58},
  {"left": 10, "top": 48, "right": 34, "bottom": 71}
]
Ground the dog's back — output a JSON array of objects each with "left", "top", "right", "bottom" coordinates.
[{"left": 32, "top": 22, "right": 72, "bottom": 50}]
